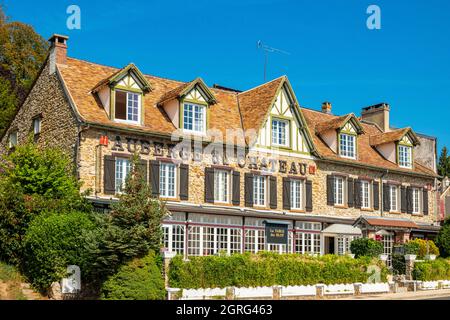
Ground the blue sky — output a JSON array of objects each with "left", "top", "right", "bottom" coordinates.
[{"left": 3, "top": 0, "right": 450, "bottom": 152}]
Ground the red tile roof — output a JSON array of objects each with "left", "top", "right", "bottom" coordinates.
[{"left": 363, "top": 217, "right": 418, "bottom": 229}]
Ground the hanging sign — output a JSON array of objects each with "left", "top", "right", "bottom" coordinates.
[{"left": 265, "top": 222, "right": 289, "bottom": 245}]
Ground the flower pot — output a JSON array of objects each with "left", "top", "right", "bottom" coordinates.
[
  {"left": 404, "top": 254, "right": 417, "bottom": 261},
  {"left": 425, "top": 254, "right": 436, "bottom": 261}
]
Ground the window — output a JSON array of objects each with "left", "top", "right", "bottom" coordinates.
[
  {"left": 334, "top": 176, "right": 344, "bottom": 206},
  {"left": 412, "top": 187, "right": 421, "bottom": 214},
  {"left": 214, "top": 170, "right": 230, "bottom": 203},
  {"left": 162, "top": 224, "right": 185, "bottom": 255},
  {"left": 33, "top": 117, "right": 41, "bottom": 135},
  {"left": 399, "top": 145, "right": 412, "bottom": 168},
  {"left": 291, "top": 179, "right": 304, "bottom": 210},
  {"left": 188, "top": 225, "right": 242, "bottom": 256},
  {"left": 115, "top": 158, "right": 132, "bottom": 193},
  {"left": 245, "top": 229, "right": 265, "bottom": 254},
  {"left": 183, "top": 103, "right": 206, "bottom": 133},
  {"left": 390, "top": 185, "right": 399, "bottom": 212},
  {"left": 160, "top": 163, "right": 176, "bottom": 198},
  {"left": 253, "top": 175, "right": 267, "bottom": 207},
  {"left": 361, "top": 181, "right": 371, "bottom": 209},
  {"left": 8, "top": 131, "right": 18, "bottom": 148},
  {"left": 295, "top": 232, "right": 321, "bottom": 255},
  {"left": 115, "top": 91, "right": 140, "bottom": 123},
  {"left": 337, "top": 236, "right": 359, "bottom": 256},
  {"left": 272, "top": 119, "right": 289, "bottom": 147},
  {"left": 339, "top": 133, "right": 356, "bottom": 159}
]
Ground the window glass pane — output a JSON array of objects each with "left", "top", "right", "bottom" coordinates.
[
  {"left": 361, "top": 181, "right": 370, "bottom": 209},
  {"left": 127, "top": 93, "right": 139, "bottom": 122},
  {"left": 334, "top": 177, "right": 344, "bottom": 205},
  {"left": 399, "top": 145, "right": 412, "bottom": 168},
  {"left": 272, "top": 119, "right": 288, "bottom": 146},
  {"left": 184, "top": 103, "right": 205, "bottom": 133},
  {"left": 214, "top": 170, "right": 229, "bottom": 203},
  {"left": 340, "top": 134, "right": 355, "bottom": 158},
  {"left": 291, "top": 179, "right": 303, "bottom": 209},
  {"left": 9, "top": 131, "right": 18, "bottom": 147},
  {"left": 412, "top": 188, "right": 420, "bottom": 213},
  {"left": 33, "top": 118, "right": 41, "bottom": 134},
  {"left": 160, "top": 163, "right": 176, "bottom": 198},
  {"left": 115, "top": 91, "right": 127, "bottom": 120},
  {"left": 115, "top": 158, "right": 132, "bottom": 193},
  {"left": 253, "top": 176, "right": 266, "bottom": 206},
  {"left": 390, "top": 186, "right": 398, "bottom": 212}
]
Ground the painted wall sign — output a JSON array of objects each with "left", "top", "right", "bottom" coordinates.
[
  {"left": 110, "top": 135, "right": 313, "bottom": 176},
  {"left": 265, "top": 222, "right": 289, "bottom": 245}
]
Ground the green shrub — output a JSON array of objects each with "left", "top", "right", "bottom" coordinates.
[
  {"left": 350, "top": 238, "right": 384, "bottom": 258},
  {"left": 407, "top": 239, "right": 439, "bottom": 259},
  {"left": 403, "top": 241, "right": 420, "bottom": 255},
  {"left": 436, "top": 219, "right": 450, "bottom": 258},
  {"left": 413, "top": 259, "right": 450, "bottom": 281},
  {"left": 22, "top": 211, "right": 97, "bottom": 291},
  {"left": 169, "top": 252, "right": 387, "bottom": 289},
  {"left": 100, "top": 251, "right": 165, "bottom": 300}
]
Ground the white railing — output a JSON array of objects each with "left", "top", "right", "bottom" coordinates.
[
  {"left": 323, "top": 284, "right": 355, "bottom": 295},
  {"left": 235, "top": 287, "right": 273, "bottom": 299},
  {"left": 360, "top": 283, "right": 390, "bottom": 294},
  {"left": 280, "top": 285, "right": 316, "bottom": 297}
]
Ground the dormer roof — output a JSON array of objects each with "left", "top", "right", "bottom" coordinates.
[
  {"left": 315, "top": 113, "right": 365, "bottom": 135},
  {"left": 91, "top": 63, "right": 152, "bottom": 94},
  {"left": 158, "top": 77, "right": 217, "bottom": 106},
  {"left": 370, "top": 128, "right": 420, "bottom": 147}
]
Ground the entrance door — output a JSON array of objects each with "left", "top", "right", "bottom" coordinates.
[{"left": 324, "top": 237, "right": 335, "bottom": 254}]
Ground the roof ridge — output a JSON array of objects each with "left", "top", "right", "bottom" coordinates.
[{"left": 238, "top": 75, "right": 286, "bottom": 95}]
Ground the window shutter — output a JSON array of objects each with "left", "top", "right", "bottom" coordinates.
[
  {"left": 406, "top": 187, "right": 413, "bottom": 214},
  {"left": 347, "top": 178, "right": 354, "bottom": 208},
  {"left": 232, "top": 171, "right": 241, "bottom": 206},
  {"left": 136, "top": 159, "right": 148, "bottom": 183},
  {"left": 150, "top": 160, "right": 160, "bottom": 197},
  {"left": 423, "top": 188, "right": 429, "bottom": 215},
  {"left": 104, "top": 155, "right": 116, "bottom": 195},
  {"left": 283, "top": 178, "right": 291, "bottom": 210},
  {"left": 305, "top": 180, "right": 313, "bottom": 212},
  {"left": 204, "top": 167, "right": 214, "bottom": 203},
  {"left": 244, "top": 173, "right": 254, "bottom": 208},
  {"left": 401, "top": 187, "right": 407, "bottom": 213},
  {"left": 269, "top": 176, "right": 277, "bottom": 209},
  {"left": 383, "top": 184, "right": 390, "bottom": 212},
  {"left": 354, "top": 179, "right": 362, "bottom": 209},
  {"left": 327, "top": 175, "right": 335, "bottom": 206},
  {"left": 373, "top": 181, "right": 380, "bottom": 210},
  {"left": 179, "top": 164, "right": 189, "bottom": 201}
]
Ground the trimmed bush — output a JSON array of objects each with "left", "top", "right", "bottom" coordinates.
[
  {"left": 22, "top": 211, "right": 97, "bottom": 291},
  {"left": 413, "top": 259, "right": 450, "bottom": 281},
  {"left": 100, "top": 251, "right": 165, "bottom": 300},
  {"left": 407, "top": 239, "right": 439, "bottom": 259},
  {"left": 169, "top": 252, "right": 388, "bottom": 289},
  {"left": 350, "top": 238, "right": 383, "bottom": 258}
]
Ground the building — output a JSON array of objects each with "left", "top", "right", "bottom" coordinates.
[
  {"left": 0, "top": 35, "right": 441, "bottom": 264},
  {"left": 439, "top": 177, "right": 450, "bottom": 221}
]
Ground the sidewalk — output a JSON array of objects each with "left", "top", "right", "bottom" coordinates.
[{"left": 335, "top": 289, "right": 450, "bottom": 300}]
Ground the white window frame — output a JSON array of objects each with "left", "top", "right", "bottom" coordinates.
[
  {"left": 334, "top": 176, "right": 345, "bottom": 206},
  {"left": 183, "top": 103, "right": 206, "bottom": 134},
  {"left": 8, "top": 131, "right": 18, "bottom": 148},
  {"left": 115, "top": 90, "right": 141, "bottom": 125},
  {"left": 33, "top": 117, "right": 41, "bottom": 135},
  {"left": 115, "top": 158, "right": 132, "bottom": 193},
  {"left": 160, "top": 163, "right": 177, "bottom": 199},
  {"left": 399, "top": 145, "right": 413, "bottom": 169},
  {"left": 389, "top": 185, "right": 399, "bottom": 212},
  {"left": 272, "top": 118, "right": 290, "bottom": 147},
  {"left": 253, "top": 175, "right": 267, "bottom": 207},
  {"left": 162, "top": 224, "right": 185, "bottom": 255},
  {"left": 214, "top": 169, "right": 230, "bottom": 204},
  {"left": 290, "top": 179, "right": 304, "bottom": 210},
  {"left": 339, "top": 133, "right": 356, "bottom": 159},
  {"left": 361, "top": 180, "right": 371, "bottom": 209},
  {"left": 412, "top": 187, "right": 421, "bottom": 214}
]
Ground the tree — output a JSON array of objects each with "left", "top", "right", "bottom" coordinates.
[
  {"left": 0, "top": 5, "right": 48, "bottom": 135},
  {"left": 438, "top": 147, "right": 450, "bottom": 178},
  {"left": 436, "top": 219, "right": 450, "bottom": 258},
  {"left": 350, "top": 238, "right": 384, "bottom": 258}
]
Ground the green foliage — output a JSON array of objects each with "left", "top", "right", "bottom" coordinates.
[
  {"left": 0, "top": 76, "right": 17, "bottom": 132},
  {"left": 100, "top": 251, "right": 165, "bottom": 300},
  {"left": 438, "top": 147, "right": 450, "bottom": 178},
  {"left": 403, "top": 241, "right": 420, "bottom": 255},
  {"left": 413, "top": 259, "right": 450, "bottom": 281},
  {"left": 436, "top": 219, "right": 450, "bottom": 258},
  {"left": 169, "top": 252, "right": 388, "bottom": 289},
  {"left": 407, "top": 239, "right": 439, "bottom": 259},
  {"left": 22, "top": 211, "right": 97, "bottom": 291},
  {"left": 350, "top": 238, "right": 384, "bottom": 258}
]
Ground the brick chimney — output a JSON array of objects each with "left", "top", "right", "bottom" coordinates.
[
  {"left": 48, "top": 34, "right": 69, "bottom": 74},
  {"left": 322, "top": 102, "right": 332, "bottom": 114},
  {"left": 361, "top": 103, "right": 390, "bottom": 132}
]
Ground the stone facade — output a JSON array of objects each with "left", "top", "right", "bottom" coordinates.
[{"left": 0, "top": 60, "right": 79, "bottom": 162}]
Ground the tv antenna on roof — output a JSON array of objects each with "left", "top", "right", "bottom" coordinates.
[{"left": 257, "top": 40, "right": 290, "bottom": 81}]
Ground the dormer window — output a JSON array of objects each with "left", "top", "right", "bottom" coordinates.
[
  {"left": 183, "top": 103, "right": 206, "bottom": 134},
  {"left": 339, "top": 133, "right": 356, "bottom": 159},
  {"left": 272, "top": 118, "right": 290, "bottom": 147},
  {"left": 398, "top": 145, "right": 412, "bottom": 169},
  {"left": 115, "top": 90, "right": 141, "bottom": 124}
]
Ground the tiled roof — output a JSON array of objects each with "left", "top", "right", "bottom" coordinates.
[
  {"left": 315, "top": 114, "right": 364, "bottom": 134},
  {"left": 301, "top": 108, "right": 436, "bottom": 177},
  {"left": 370, "top": 128, "right": 418, "bottom": 146},
  {"left": 56, "top": 57, "right": 436, "bottom": 178},
  {"left": 362, "top": 217, "right": 418, "bottom": 229}
]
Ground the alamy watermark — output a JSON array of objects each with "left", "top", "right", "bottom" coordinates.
[
  {"left": 367, "top": 5, "right": 381, "bottom": 30},
  {"left": 66, "top": 5, "right": 81, "bottom": 30}
]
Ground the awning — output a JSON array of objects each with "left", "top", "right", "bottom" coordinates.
[{"left": 322, "top": 224, "right": 362, "bottom": 236}]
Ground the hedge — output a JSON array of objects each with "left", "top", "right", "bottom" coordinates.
[
  {"left": 169, "top": 252, "right": 388, "bottom": 289},
  {"left": 101, "top": 251, "right": 165, "bottom": 300},
  {"left": 413, "top": 259, "right": 450, "bottom": 281},
  {"left": 350, "top": 238, "right": 383, "bottom": 258}
]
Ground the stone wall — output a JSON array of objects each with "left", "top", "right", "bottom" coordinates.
[
  {"left": 79, "top": 129, "right": 437, "bottom": 225},
  {"left": 0, "top": 61, "right": 79, "bottom": 162}
]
